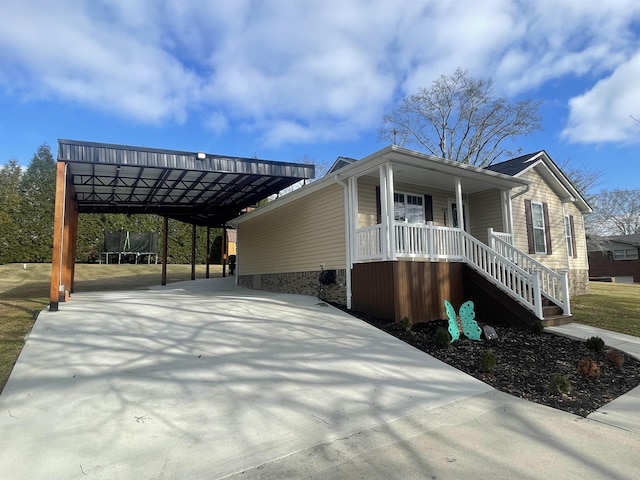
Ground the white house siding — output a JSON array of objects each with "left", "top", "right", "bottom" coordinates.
[
  {"left": 236, "top": 183, "right": 347, "bottom": 302},
  {"left": 468, "top": 189, "right": 504, "bottom": 244},
  {"left": 511, "top": 168, "right": 589, "bottom": 294}
]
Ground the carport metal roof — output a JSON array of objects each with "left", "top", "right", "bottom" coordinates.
[{"left": 58, "top": 139, "right": 315, "bottom": 227}]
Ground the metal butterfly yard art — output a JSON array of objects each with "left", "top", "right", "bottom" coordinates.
[{"left": 444, "top": 299, "right": 482, "bottom": 342}]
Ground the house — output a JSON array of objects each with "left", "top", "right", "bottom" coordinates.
[
  {"left": 587, "top": 234, "right": 640, "bottom": 283},
  {"left": 229, "top": 146, "right": 592, "bottom": 326}
]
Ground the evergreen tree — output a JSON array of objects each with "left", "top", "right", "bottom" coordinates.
[
  {"left": 0, "top": 160, "right": 23, "bottom": 263},
  {"left": 19, "top": 143, "right": 56, "bottom": 262}
]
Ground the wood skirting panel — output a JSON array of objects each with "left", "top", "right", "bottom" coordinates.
[{"left": 352, "top": 261, "right": 464, "bottom": 323}]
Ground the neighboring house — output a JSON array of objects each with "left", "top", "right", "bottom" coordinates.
[
  {"left": 587, "top": 234, "right": 640, "bottom": 283},
  {"left": 230, "top": 146, "right": 592, "bottom": 326}
]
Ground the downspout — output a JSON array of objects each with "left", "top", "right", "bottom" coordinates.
[{"left": 335, "top": 175, "right": 352, "bottom": 310}]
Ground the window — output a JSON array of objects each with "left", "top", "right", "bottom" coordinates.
[
  {"left": 564, "top": 215, "right": 574, "bottom": 257},
  {"left": 613, "top": 249, "right": 639, "bottom": 260},
  {"left": 531, "top": 202, "right": 547, "bottom": 254},
  {"left": 394, "top": 192, "right": 424, "bottom": 223},
  {"left": 524, "top": 199, "right": 552, "bottom": 255}
]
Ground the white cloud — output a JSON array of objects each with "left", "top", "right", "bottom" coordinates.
[
  {"left": 562, "top": 51, "right": 640, "bottom": 144},
  {"left": 0, "top": 0, "right": 639, "bottom": 148}
]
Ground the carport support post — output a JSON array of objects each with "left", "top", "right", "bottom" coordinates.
[
  {"left": 222, "top": 227, "right": 228, "bottom": 277},
  {"left": 205, "top": 227, "right": 211, "bottom": 279},
  {"left": 191, "top": 224, "right": 196, "bottom": 281},
  {"left": 161, "top": 216, "right": 168, "bottom": 286},
  {"left": 49, "top": 161, "right": 68, "bottom": 311}
]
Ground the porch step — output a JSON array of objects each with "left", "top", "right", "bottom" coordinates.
[
  {"left": 541, "top": 303, "right": 573, "bottom": 326},
  {"left": 543, "top": 305, "right": 562, "bottom": 317},
  {"left": 541, "top": 314, "right": 574, "bottom": 327}
]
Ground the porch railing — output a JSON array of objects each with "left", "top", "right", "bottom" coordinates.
[
  {"left": 489, "top": 229, "right": 571, "bottom": 315},
  {"left": 462, "top": 230, "right": 543, "bottom": 319},
  {"left": 357, "top": 224, "right": 382, "bottom": 260},
  {"left": 355, "top": 222, "right": 547, "bottom": 319},
  {"left": 395, "top": 223, "right": 463, "bottom": 260}
]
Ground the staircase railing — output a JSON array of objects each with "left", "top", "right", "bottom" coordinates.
[
  {"left": 461, "top": 231, "right": 544, "bottom": 319},
  {"left": 488, "top": 229, "right": 571, "bottom": 315}
]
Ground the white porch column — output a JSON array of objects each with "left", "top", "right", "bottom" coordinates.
[
  {"left": 379, "top": 165, "right": 389, "bottom": 260},
  {"left": 454, "top": 177, "right": 464, "bottom": 231},
  {"left": 501, "top": 189, "right": 514, "bottom": 235},
  {"left": 386, "top": 163, "right": 397, "bottom": 260}
]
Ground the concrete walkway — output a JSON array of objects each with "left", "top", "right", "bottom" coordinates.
[{"left": 0, "top": 278, "right": 639, "bottom": 479}]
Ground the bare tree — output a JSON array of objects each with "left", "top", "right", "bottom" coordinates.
[
  {"left": 379, "top": 69, "right": 542, "bottom": 167},
  {"left": 586, "top": 189, "right": 640, "bottom": 237},
  {"left": 558, "top": 157, "right": 603, "bottom": 196}
]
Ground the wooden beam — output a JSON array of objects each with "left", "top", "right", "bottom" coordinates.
[
  {"left": 69, "top": 201, "right": 79, "bottom": 293},
  {"left": 49, "top": 162, "right": 67, "bottom": 311}
]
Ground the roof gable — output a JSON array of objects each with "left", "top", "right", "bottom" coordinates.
[{"left": 488, "top": 150, "right": 592, "bottom": 214}]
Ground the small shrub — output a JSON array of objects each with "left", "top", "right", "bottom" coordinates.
[
  {"left": 530, "top": 321, "right": 544, "bottom": 335},
  {"left": 479, "top": 349, "right": 497, "bottom": 373},
  {"left": 548, "top": 374, "right": 572, "bottom": 395},
  {"left": 577, "top": 357, "right": 601, "bottom": 379},
  {"left": 434, "top": 327, "right": 451, "bottom": 348},
  {"left": 605, "top": 349, "right": 624, "bottom": 369},
  {"left": 399, "top": 316, "right": 412, "bottom": 331},
  {"left": 585, "top": 336, "right": 605, "bottom": 353}
]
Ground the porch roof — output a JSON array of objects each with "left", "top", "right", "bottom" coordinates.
[{"left": 334, "top": 145, "right": 528, "bottom": 194}]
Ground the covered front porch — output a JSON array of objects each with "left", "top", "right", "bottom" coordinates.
[{"left": 334, "top": 148, "right": 570, "bottom": 324}]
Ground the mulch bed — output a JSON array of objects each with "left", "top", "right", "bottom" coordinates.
[{"left": 341, "top": 307, "right": 640, "bottom": 417}]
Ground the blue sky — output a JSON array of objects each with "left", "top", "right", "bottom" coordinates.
[{"left": 1, "top": 0, "right": 639, "bottom": 193}]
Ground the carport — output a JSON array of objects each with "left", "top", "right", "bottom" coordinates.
[{"left": 49, "top": 139, "right": 315, "bottom": 311}]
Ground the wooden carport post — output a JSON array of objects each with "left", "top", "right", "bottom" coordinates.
[
  {"left": 205, "top": 227, "right": 211, "bottom": 279},
  {"left": 161, "top": 216, "right": 168, "bottom": 286},
  {"left": 221, "top": 227, "right": 228, "bottom": 277},
  {"left": 191, "top": 224, "right": 196, "bottom": 280},
  {"left": 49, "top": 161, "right": 78, "bottom": 311}
]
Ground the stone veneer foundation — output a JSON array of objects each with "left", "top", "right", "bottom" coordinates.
[
  {"left": 569, "top": 268, "right": 589, "bottom": 296},
  {"left": 238, "top": 269, "right": 347, "bottom": 305}
]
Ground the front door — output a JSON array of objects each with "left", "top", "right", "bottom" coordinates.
[{"left": 448, "top": 200, "right": 469, "bottom": 231}]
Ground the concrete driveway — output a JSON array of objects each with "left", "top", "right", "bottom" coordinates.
[{"left": 1, "top": 278, "right": 639, "bottom": 479}]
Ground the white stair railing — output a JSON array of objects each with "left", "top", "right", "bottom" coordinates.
[
  {"left": 462, "top": 231, "right": 544, "bottom": 319},
  {"left": 488, "top": 229, "right": 571, "bottom": 315}
]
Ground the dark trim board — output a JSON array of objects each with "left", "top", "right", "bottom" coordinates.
[
  {"left": 351, "top": 260, "right": 547, "bottom": 327},
  {"left": 351, "top": 261, "right": 464, "bottom": 323}
]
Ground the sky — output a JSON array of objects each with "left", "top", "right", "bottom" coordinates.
[{"left": 1, "top": 0, "right": 639, "bottom": 193}]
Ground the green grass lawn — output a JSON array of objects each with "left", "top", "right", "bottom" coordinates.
[
  {"left": 0, "top": 263, "right": 221, "bottom": 393},
  {"left": 571, "top": 281, "right": 640, "bottom": 337}
]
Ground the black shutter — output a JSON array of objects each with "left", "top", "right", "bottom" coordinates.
[
  {"left": 375, "top": 186, "right": 381, "bottom": 224},
  {"left": 569, "top": 215, "right": 577, "bottom": 258},
  {"left": 524, "top": 199, "right": 535, "bottom": 254},
  {"left": 424, "top": 195, "right": 433, "bottom": 222},
  {"left": 543, "top": 202, "right": 552, "bottom": 255}
]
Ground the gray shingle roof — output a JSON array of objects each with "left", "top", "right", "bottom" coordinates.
[{"left": 485, "top": 152, "right": 543, "bottom": 176}]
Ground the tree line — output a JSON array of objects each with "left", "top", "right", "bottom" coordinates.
[{"left": 0, "top": 144, "right": 224, "bottom": 264}]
